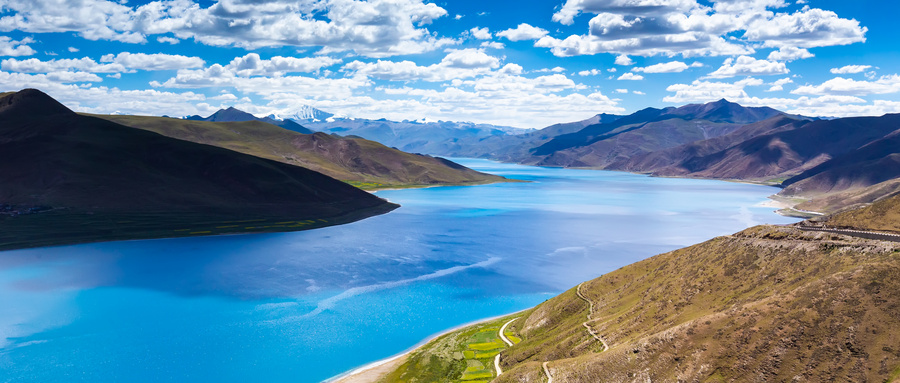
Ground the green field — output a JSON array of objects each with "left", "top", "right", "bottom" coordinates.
[{"left": 378, "top": 316, "right": 522, "bottom": 383}]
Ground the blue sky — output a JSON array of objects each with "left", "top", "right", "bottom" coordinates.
[{"left": 0, "top": 0, "right": 897, "bottom": 128}]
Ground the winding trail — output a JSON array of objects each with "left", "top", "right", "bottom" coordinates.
[
  {"left": 798, "top": 226, "right": 900, "bottom": 242},
  {"left": 576, "top": 281, "right": 609, "bottom": 351},
  {"left": 542, "top": 362, "right": 553, "bottom": 383},
  {"left": 494, "top": 318, "right": 519, "bottom": 377}
]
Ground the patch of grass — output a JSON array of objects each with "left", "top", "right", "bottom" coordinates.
[{"left": 378, "top": 316, "right": 522, "bottom": 383}]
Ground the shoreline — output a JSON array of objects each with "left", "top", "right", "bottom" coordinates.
[{"left": 324, "top": 309, "right": 529, "bottom": 383}]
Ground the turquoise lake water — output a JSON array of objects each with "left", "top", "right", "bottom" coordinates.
[{"left": 0, "top": 159, "right": 799, "bottom": 382}]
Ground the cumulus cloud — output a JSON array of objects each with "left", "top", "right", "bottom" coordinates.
[
  {"left": 219, "top": 53, "right": 340, "bottom": 77},
  {"left": 2, "top": 52, "right": 205, "bottom": 74},
  {"left": 614, "top": 55, "right": 634, "bottom": 65},
  {"left": 578, "top": 69, "right": 603, "bottom": 76},
  {"left": 632, "top": 61, "right": 696, "bottom": 73},
  {"left": 497, "top": 23, "right": 549, "bottom": 41},
  {"left": 469, "top": 27, "right": 492, "bottom": 40},
  {"left": 743, "top": 8, "right": 867, "bottom": 48},
  {"left": 767, "top": 47, "right": 813, "bottom": 61},
  {"left": 99, "top": 52, "right": 205, "bottom": 71},
  {"left": 617, "top": 73, "right": 644, "bottom": 80},
  {"left": 792, "top": 75, "right": 900, "bottom": 96},
  {"left": 0, "top": 36, "right": 36, "bottom": 57},
  {"left": 830, "top": 65, "right": 872, "bottom": 74},
  {"left": 481, "top": 41, "right": 505, "bottom": 49},
  {"left": 340, "top": 49, "right": 499, "bottom": 82},
  {"left": 2, "top": 57, "right": 126, "bottom": 73},
  {"left": 664, "top": 77, "right": 765, "bottom": 103},
  {"left": 706, "top": 55, "right": 788, "bottom": 78},
  {"left": 0, "top": 0, "right": 454, "bottom": 57},
  {"left": 536, "top": 0, "right": 865, "bottom": 58},
  {"left": 767, "top": 77, "right": 793, "bottom": 92}
]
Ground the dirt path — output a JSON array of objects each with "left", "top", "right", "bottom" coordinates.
[
  {"left": 494, "top": 317, "right": 519, "bottom": 376},
  {"left": 576, "top": 281, "right": 609, "bottom": 351},
  {"left": 542, "top": 361, "right": 553, "bottom": 383},
  {"left": 799, "top": 226, "right": 900, "bottom": 242}
]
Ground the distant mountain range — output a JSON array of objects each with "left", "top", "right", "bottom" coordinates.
[
  {"left": 302, "top": 99, "right": 892, "bottom": 216},
  {"left": 185, "top": 106, "right": 313, "bottom": 134},
  {"left": 0, "top": 89, "right": 397, "bottom": 250}
]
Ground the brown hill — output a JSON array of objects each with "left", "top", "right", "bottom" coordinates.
[
  {"left": 824, "top": 192, "right": 900, "bottom": 233},
  {"left": 95, "top": 114, "right": 507, "bottom": 190},
  {"left": 529, "top": 100, "right": 784, "bottom": 169},
  {"left": 372, "top": 199, "right": 900, "bottom": 383},
  {"left": 0, "top": 89, "right": 397, "bottom": 250}
]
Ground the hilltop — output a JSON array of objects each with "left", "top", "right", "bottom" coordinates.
[
  {"left": 367, "top": 191, "right": 900, "bottom": 383},
  {"left": 0, "top": 89, "right": 397, "bottom": 251}
]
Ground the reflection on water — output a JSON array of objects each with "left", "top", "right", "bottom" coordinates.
[{"left": 0, "top": 159, "right": 799, "bottom": 382}]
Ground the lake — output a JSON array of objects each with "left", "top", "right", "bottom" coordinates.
[{"left": 0, "top": 159, "right": 799, "bottom": 382}]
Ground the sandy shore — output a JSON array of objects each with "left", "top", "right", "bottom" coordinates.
[{"left": 330, "top": 354, "right": 408, "bottom": 383}]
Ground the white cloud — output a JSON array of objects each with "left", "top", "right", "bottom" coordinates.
[
  {"left": 480, "top": 41, "right": 505, "bottom": 49},
  {"left": 743, "top": 8, "right": 867, "bottom": 48},
  {"left": 633, "top": 90, "right": 645, "bottom": 94},
  {"left": 537, "top": 67, "right": 566, "bottom": 73},
  {"left": 157, "top": 36, "right": 179, "bottom": 44},
  {"left": 536, "top": 33, "right": 752, "bottom": 58},
  {"left": 340, "top": 49, "right": 499, "bottom": 82},
  {"left": 538, "top": 1, "right": 865, "bottom": 58},
  {"left": 497, "top": 23, "right": 549, "bottom": 41},
  {"left": 0, "top": 0, "right": 454, "bottom": 57},
  {"left": 792, "top": 75, "right": 900, "bottom": 96},
  {"left": 0, "top": 36, "right": 35, "bottom": 57},
  {"left": 615, "top": 88, "right": 628, "bottom": 93},
  {"left": 614, "top": 55, "right": 633, "bottom": 66},
  {"left": 1, "top": 57, "right": 126, "bottom": 73},
  {"left": 767, "top": 77, "right": 792, "bottom": 91},
  {"left": 830, "top": 65, "right": 872, "bottom": 74},
  {"left": 578, "top": 69, "right": 603, "bottom": 76},
  {"left": 664, "top": 77, "right": 765, "bottom": 103},
  {"left": 632, "top": 61, "right": 690, "bottom": 73},
  {"left": 767, "top": 47, "right": 813, "bottom": 61},
  {"left": 617, "top": 73, "right": 644, "bottom": 80},
  {"left": 2, "top": 52, "right": 206, "bottom": 74},
  {"left": 100, "top": 52, "right": 205, "bottom": 71},
  {"left": 219, "top": 53, "right": 340, "bottom": 77},
  {"left": 706, "top": 55, "right": 789, "bottom": 78},
  {"left": 498, "top": 63, "right": 523, "bottom": 75},
  {"left": 469, "top": 27, "right": 492, "bottom": 40},
  {"left": 68, "top": 47, "right": 79, "bottom": 53}
]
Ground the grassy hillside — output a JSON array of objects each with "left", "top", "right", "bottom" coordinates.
[
  {"left": 95, "top": 114, "right": 508, "bottom": 189},
  {"left": 0, "top": 89, "right": 397, "bottom": 250},
  {"left": 374, "top": 207, "right": 900, "bottom": 382},
  {"left": 825, "top": 192, "right": 900, "bottom": 233}
]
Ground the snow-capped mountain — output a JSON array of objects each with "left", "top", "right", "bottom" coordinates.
[{"left": 272, "top": 105, "right": 335, "bottom": 122}]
